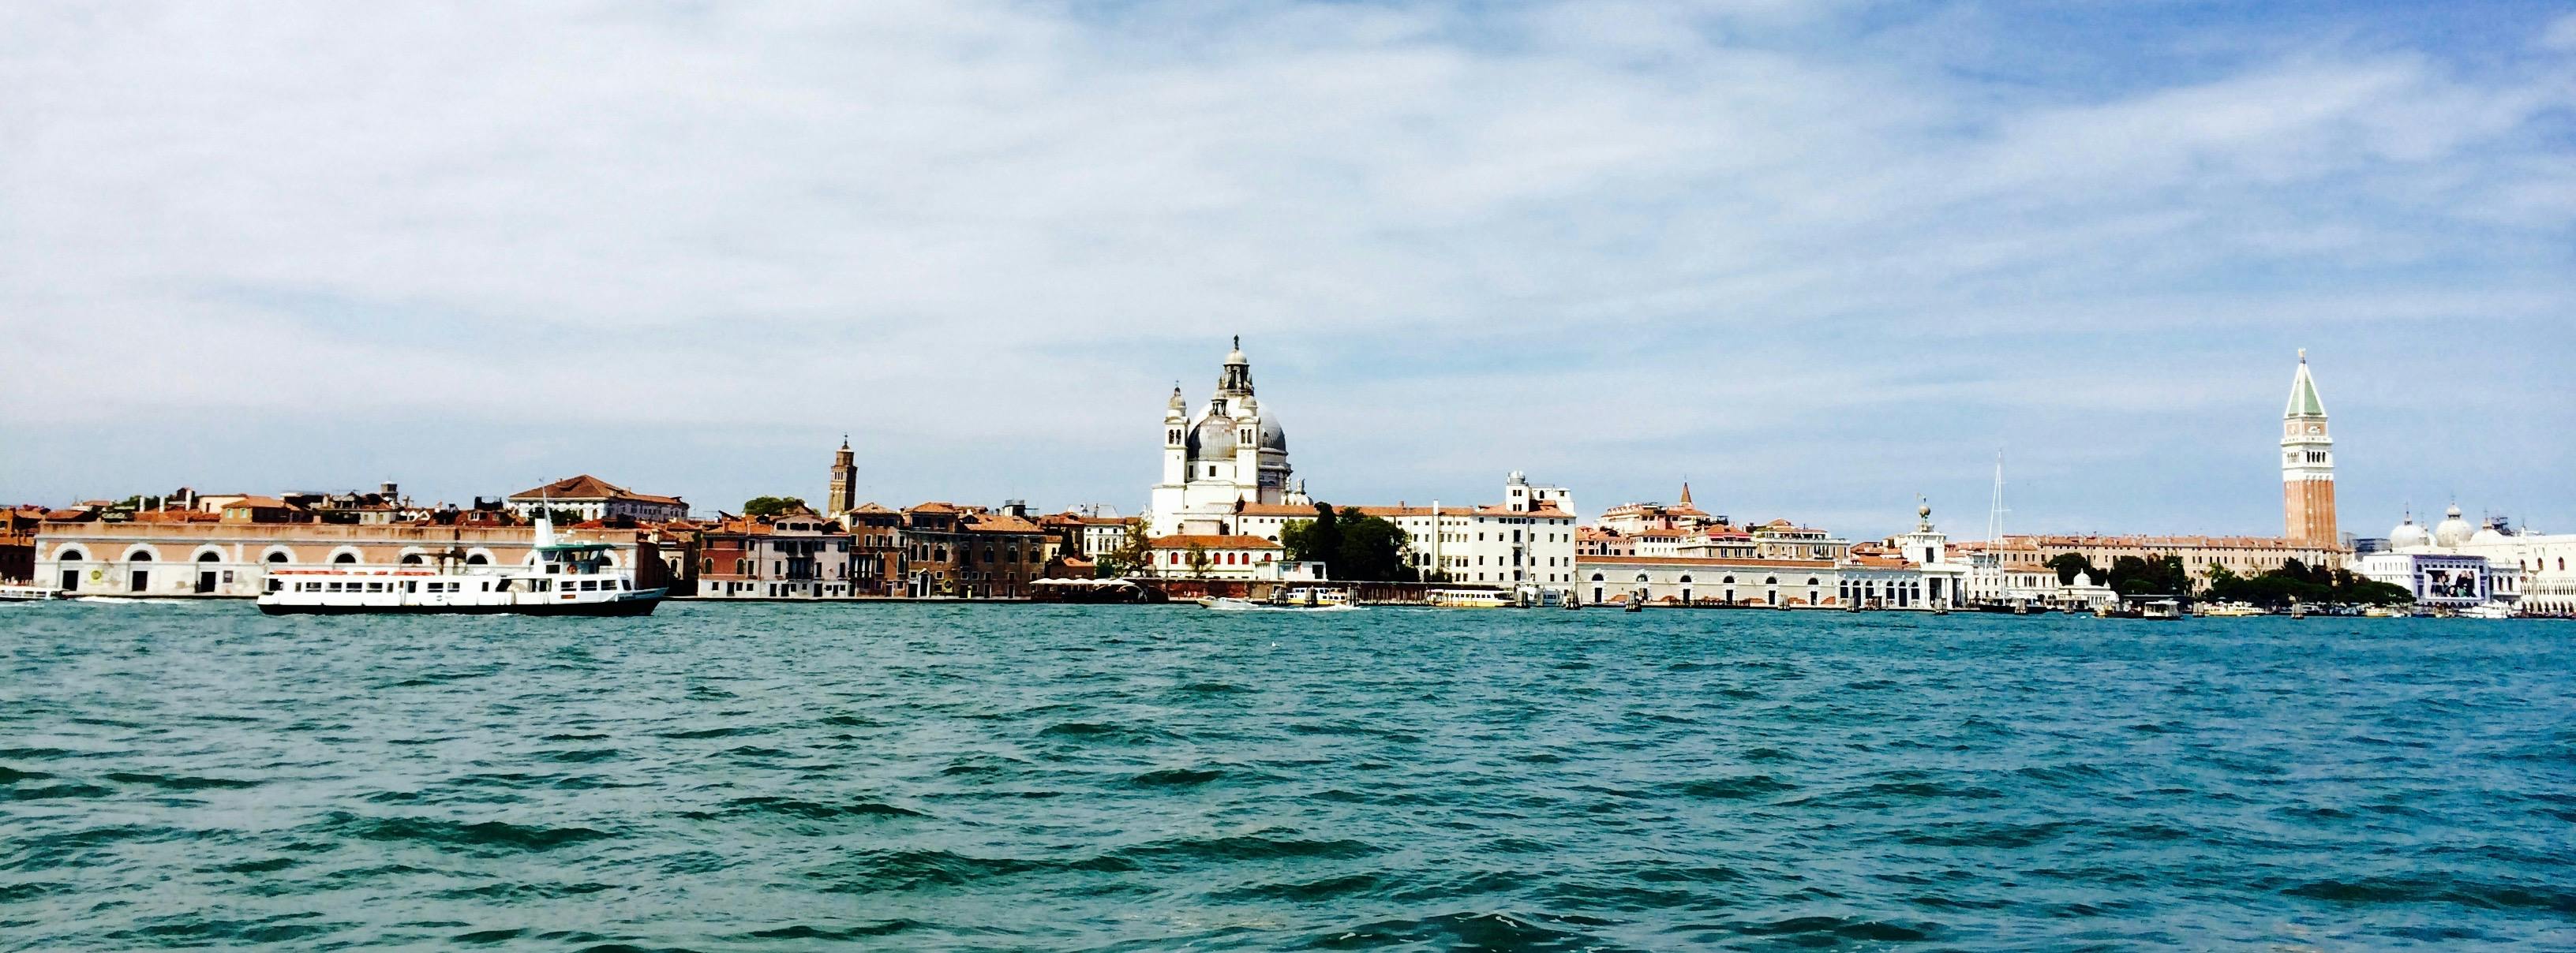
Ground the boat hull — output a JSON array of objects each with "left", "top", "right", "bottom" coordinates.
[{"left": 258, "top": 596, "right": 661, "bottom": 617}]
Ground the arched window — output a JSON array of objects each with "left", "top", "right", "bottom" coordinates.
[
  {"left": 1589, "top": 573, "right": 1604, "bottom": 582},
  {"left": 197, "top": 551, "right": 219, "bottom": 562},
  {"left": 333, "top": 553, "right": 357, "bottom": 565},
  {"left": 129, "top": 551, "right": 153, "bottom": 562},
  {"left": 265, "top": 551, "right": 288, "bottom": 564},
  {"left": 466, "top": 554, "right": 489, "bottom": 566},
  {"left": 58, "top": 548, "right": 87, "bottom": 562},
  {"left": 400, "top": 554, "right": 424, "bottom": 565}
]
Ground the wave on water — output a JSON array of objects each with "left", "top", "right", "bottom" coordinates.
[{"left": 314, "top": 812, "right": 614, "bottom": 854}]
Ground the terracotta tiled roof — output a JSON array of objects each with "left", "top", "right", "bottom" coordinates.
[
  {"left": 844, "top": 503, "right": 895, "bottom": 514},
  {"left": 1234, "top": 503, "right": 1324, "bottom": 517},
  {"left": 964, "top": 514, "right": 1043, "bottom": 534},
  {"left": 1148, "top": 534, "right": 1283, "bottom": 550},
  {"left": 906, "top": 502, "right": 958, "bottom": 514},
  {"left": 509, "top": 475, "right": 683, "bottom": 506},
  {"left": 221, "top": 496, "right": 304, "bottom": 510}
]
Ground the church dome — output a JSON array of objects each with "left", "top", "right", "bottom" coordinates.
[
  {"left": 2471, "top": 518, "right": 2508, "bottom": 545},
  {"left": 2389, "top": 515, "right": 2432, "bottom": 550},
  {"left": 1185, "top": 415, "right": 1237, "bottom": 462},
  {"left": 1257, "top": 414, "right": 1286, "bottom": 452},
  {"left": 2432, "top": 505, "right": 2474, "bottom": 548}
]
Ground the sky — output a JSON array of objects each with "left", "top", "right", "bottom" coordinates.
[{"left": 2, "top": 1, "right": 2572, "bottom": 541}]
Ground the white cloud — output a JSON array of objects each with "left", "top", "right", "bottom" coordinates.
[{"left": 1, "top": 1, "right": 2570, "bottom": 535}]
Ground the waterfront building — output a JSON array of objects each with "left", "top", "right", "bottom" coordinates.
[
  {"left": 1750, "top": 520, "right": 1854, "bottom": 562},
  {"left": 2, "top": 505, "right": 40, "bottom": 583},
  {"left": 1574, "top": 525, "right": 1634, "bottom": 558},
  {"left": 960, "top": 507, "right": 1055, "bottom": 598},
  {"left": 2281, "top": 350, "right": 2338, "bottom": 548},
  {"left": 508, "top": 475, "right": 688, "bottom": 523},
  {"left": 691, "top": 510, "right": 859, "bottom": 600},
  {"left": 2352, "top": 549, "right": 2515, "bottom": 610},
  {"left": 31, "top": 509, "right": 667, "bottom": 598},
  {"left": 2001, "top": 533, "right": 2344, "bottom": 576},
  {"left": 2379, "top": 506, "right": 2573, "bottom": 614},
  {"left": 1597, "top": 484, "right": 1720, "bottom": 536},
  {"left": 1039, "top": 507, "right": 1137, "bottom": 559},
  {"left": 841, "top": 503, "right": 905, "bottom": 597},
  {"left": 1578, "top": 555, "right": 1838, "bottom": 607},
  {"left": 1211, "top": 473, "right": 1581, "bottom": 591},
  {"left": 1148, "top": 338, "right": 1294, "bottom": 537},
  {"left": 1144, "top": 534, "right": 1295, "bottom": 581},
  {"left": 1952, "top": 537, "right": 2055, "bottom": 605},
  {"left": 897, "top": 503, "right": 1055, "bottom": 598}
]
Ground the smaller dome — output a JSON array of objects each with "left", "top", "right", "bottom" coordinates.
[
  {"left": 2072, "top": 570, "right": 2092, "bottom": 587},
  {"left": 2432, "top": 504, "right": 2474, "bottom": 548},
  {"left": 2390, "top": 516, "right": 2432, "bottom": 550},
  {"left": 2471, "top": 518, "right": 2508, "bottom": 545}
]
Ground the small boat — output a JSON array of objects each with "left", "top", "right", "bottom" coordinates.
[
  {"left": 2362, "top": 605, "right": 2402, "bottom": 618},
  {"left": 2200, "top": 602, "right": 2265, "bottom": 617},
  {"left": 0, "top": 584, "right": 59, "bottom": 602},
  {"left": 2454, "top": 604, "right": 2514, "bottom": 620},
  {"left": 2288, "top": 603, "right": 2307, "bottom": 620},
  {"left": 1623, "top": 595, "right": 1643, "bottom": 613}
]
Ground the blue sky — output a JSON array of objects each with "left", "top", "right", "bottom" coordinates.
[{"left": 2, "top": 1, "right": 2571, "bottom": 540}]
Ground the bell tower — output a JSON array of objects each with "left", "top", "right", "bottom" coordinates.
[
  {"left": 2280, "top": 350, "right": 2337, "bottom": 547},
  {"left": 827, "top": 435, "right": 857, "bottom": 515}
]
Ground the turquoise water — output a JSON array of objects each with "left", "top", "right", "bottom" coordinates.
[{"left": 2, "top": 602, "right": 2572, "bottom": 950}]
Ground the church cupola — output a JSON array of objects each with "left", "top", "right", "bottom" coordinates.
[{"left": 1219, "top": 335, "right": 1254, "bottom": 396}]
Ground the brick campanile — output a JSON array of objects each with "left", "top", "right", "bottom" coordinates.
[{"left": 2280, "top": 350, "right": 2338, "bottom": 547}]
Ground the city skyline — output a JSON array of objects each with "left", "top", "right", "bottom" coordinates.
[{"left": 3, "top": 2, "right": 2573, "bottom": 539}]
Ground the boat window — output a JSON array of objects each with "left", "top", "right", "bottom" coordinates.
[
  {"left": 365, "top": 582, "right": 384, "bottom": 592},
  {"left": 403, "top": 581, "right": 417, "bottom": 592},
  {"left": 326, "top": 582, "right": 344, "bottom": 592}
]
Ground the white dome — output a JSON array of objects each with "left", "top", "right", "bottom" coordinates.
[
  {"left": 2432, "top": 504, "right": 2474, "bottom": 548},
  {"left": 2389, "top": 517, "right": 2432, "bottom": 550},
  {"left": 2470, "top": 518, "right": 2508, "bottom": 545}
]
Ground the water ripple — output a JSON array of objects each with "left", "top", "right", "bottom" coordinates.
[{"left": 2, "top": 603, "right": 2572, "bottom": 949}]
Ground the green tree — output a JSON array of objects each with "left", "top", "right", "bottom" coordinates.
[
  {"left": 1098, "top": 521, "right": 1154, "bottom": 578},
  {"left": 1332, "top": 507, "right": 1417, "bottom": 582},
  {"left": 1280, "top": 503, "right": 1343, "bottom": 566},
  {"left": 1185, "top": 543, "right": 1212, "bottom": 579},
  {"left": 742, "top": 495, "right": 807, "bottom": 518}
]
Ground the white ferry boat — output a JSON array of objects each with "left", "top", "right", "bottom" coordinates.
[
  {"left": 0, "top": 583, "right": 59, "bottom": 602},
  {"left": 1425, "top": 589, "right": 1515, "bottom": 609},
  {"left": 256, "top": 517, "right": 663, "bottom": 616}
]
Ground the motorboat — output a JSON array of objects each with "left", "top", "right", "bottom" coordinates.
[
  {"left": 2200, "top": 602, "right": 2267, "bottom": 617},
  {"left": 2454, "top": 604, "right": 2515, "bottom": 620}
]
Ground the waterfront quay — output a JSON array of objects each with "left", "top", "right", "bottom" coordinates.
[{"left": 5, "top": 344, "right": 2569, "bottom": 616}]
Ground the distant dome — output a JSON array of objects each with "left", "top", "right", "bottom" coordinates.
[
  {"left": 1258, "top": 414, "right": 1286, "bottom": 452},
  {"left": 2432, "top": 505, "right": 2474, "bottom": 548},
  {"left": 2072, "top": 570, "right": 2093, "bottom": 587},
  {"left": 2471, "top": 518, "right": 2508, "bottom": 545},
  {"left": 2389, "top": 516, "right": 2432, "bottom": 550}
]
